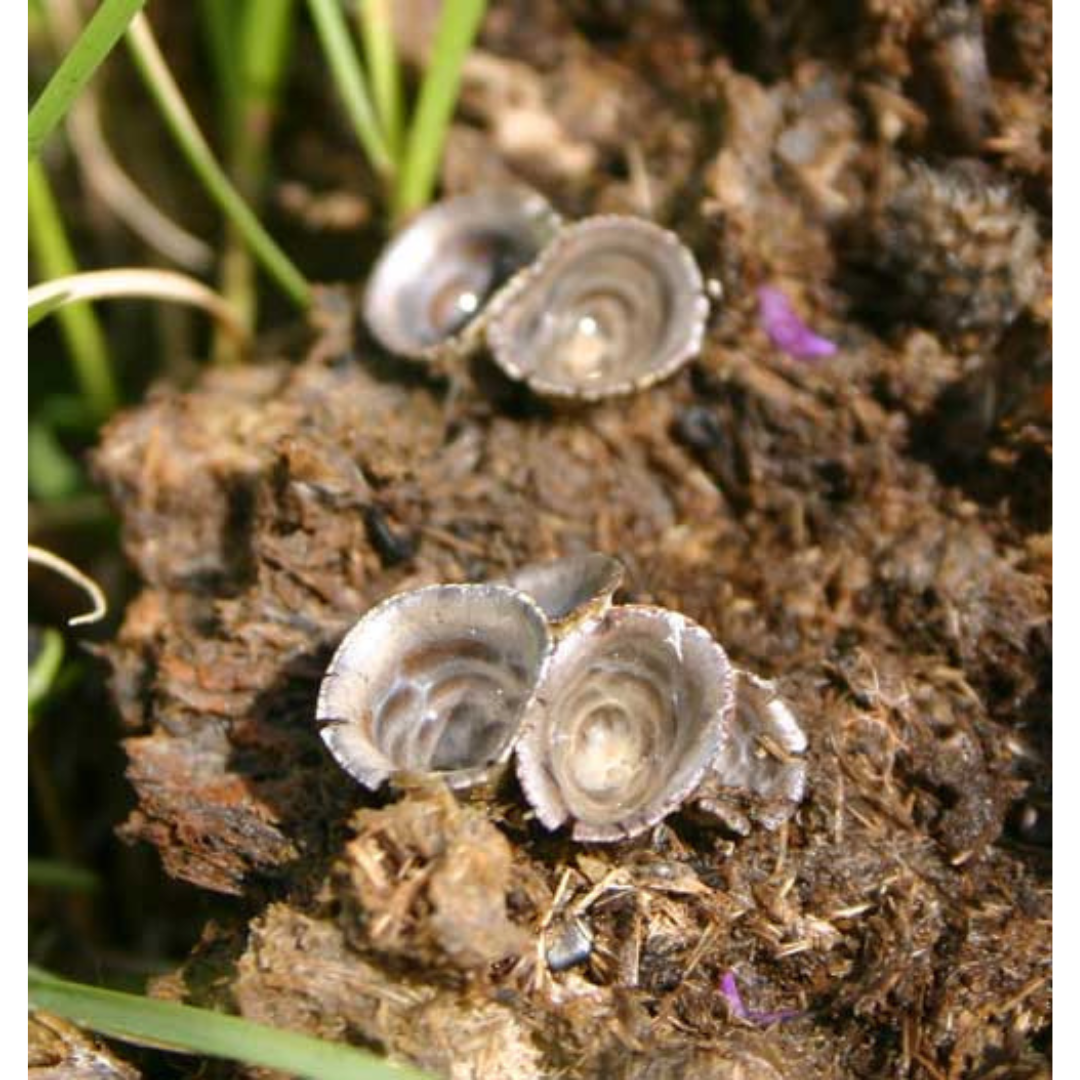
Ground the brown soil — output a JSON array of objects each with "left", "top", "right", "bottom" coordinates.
[{"left": 86, "top": 2, "right": 1051, "bottom": 1077}]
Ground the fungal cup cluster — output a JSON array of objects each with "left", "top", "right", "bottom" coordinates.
[
  {"left": 362, "top": 190, "right": 709, "bottom": 399},
  {"left": 316, "top": 555, "right": 808, "bottom": 843}
]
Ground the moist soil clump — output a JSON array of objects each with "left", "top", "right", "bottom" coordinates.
[{"left": 87, "top": 2, "right": 1050, "bottom": 1077}]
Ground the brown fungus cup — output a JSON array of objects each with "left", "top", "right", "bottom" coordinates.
[{"left": 515, "top": 604, "right": 736, "bottom": 842}]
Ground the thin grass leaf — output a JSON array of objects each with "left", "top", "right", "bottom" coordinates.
[
  {"left": 29, "top": 269, "right": 252, "bottom": 350},
  {"left": 30, "top": 494, "right": 112, "bottom": 536},
  {"left": 356, "top": 0, "right": 403, "bottom": 159},
  {"left": 29, "top": 970, "right": 433, "bottom": 1080},
  {"left": 28, "top": 158, "right": 118, "bottom": 420},
  {"left": 394, "top": 0, "right": 487, "bottom": 220},
  {"left": 198, "top": 0, "right": 244, "bottom": 140},
  {"left": 216, "top": 0, "right": 299, "bottom": 359},
  {"left": 28, "top": 545, "right": 107, "bottom": 628},
  {"left": 28, "top": 286, "right": 72, "bottom": 329},
  {"left": 230, "top": 0, "right": 298, "bottom": 204},
  {"left": 28, "top": 420, "right": 82, "bottom": 501},
  {"left": 125, "top": 13, "right": 311, "bottom": 310},
  {"left": 71, "top": 100, "right": 214, "bottom": 271},
  {"left": 236, "top": 0, "right": 298, "bottom": 192},
  {"left": 37, "top": 393, "right": 96, "bottom": 434},
  {"left": 29, "top": 0, "right": 47, "bottom": 34},
  {"left": 308, "top": 0, "right": 394, "bottom": 177},
  {"left": 200, "top": 0, "right": 255, "bottom": 357},
  {"left": 42, "top": 0, "right": 213, "bottom": 271},
  {"left": 28, "top": 627, "right": 64, "bottom": 717},
  {"left": 28, "top": 0, "right": 146, "bottom": 157},
  {"left": 28, "top": 858, "right": 100, "bottom": 893}
]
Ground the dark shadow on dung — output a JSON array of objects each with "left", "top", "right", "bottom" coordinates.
[{"left": 226, "top": 641, "right": 390, "bottom": 900}]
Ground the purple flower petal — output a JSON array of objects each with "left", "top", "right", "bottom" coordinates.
[
  {"left": 757, "top": 285, "right": 838, "bottom": 361},
  {"left": 720, "top": 970, "right": 802, "bottom": 1026},
  {"left": 720, "top": 971, "right": 748, "bottom": 1019}
]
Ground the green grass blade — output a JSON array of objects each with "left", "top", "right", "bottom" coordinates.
[
  {"left": 28, "top": 0, "right": 146, "bottom": 158},
  {"left": 394, "top": 0, "right": 487, "bottom": 220},
  {"left": 124, "top": 13, "right": 311, "bottom": 310},
  {"left": 236, "top": 0, "right": 297, "bottom": 192},
  {"left": 307, "top": 0, "right": 394, "bottom": 178},
  {"left": 29, "top": 287, "right": 73, "bottom": 330},
  {"left": 28, "top": 420, "right": 82, "bottom": 501},
  {"left": 28, "top": 970, "right": 433, "bottom": 1080},
  {"left": 28, "top": 627, "right": 65, "bottom": 717},
  {"left": 28, "top": 158, "right": 118, "bottom": 420},
  {"left": 29, "top": 0, "right": 47, "bottom": 36},
  {"left": 356, "top": 0, "right": 403, "bottom": 159},
  {"left": 198, "top": 0, "right": 244, "bottom": 140},
  {"left": 217, "top": 0, "right": 298, "bottom": 355},
  {"left": 28, "top": 858, "right": 100, "bottom": 893}
]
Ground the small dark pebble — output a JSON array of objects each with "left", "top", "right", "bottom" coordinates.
[
  {"left": 363, "top": 505, "right": 417, "bottom": 566},
  {"left": 1008, "top": 799, "right": 1051, "bottom": 848},
  {"left": 545, "top": 916, "right": 594, "bottom": 972},
  {"left": 673, "top": 405, "right": 724, "bottom": 452}
]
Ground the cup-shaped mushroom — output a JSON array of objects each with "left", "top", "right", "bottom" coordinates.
[
  {"left": 317, "top": 584, "right": 552, "bottom": 790},
  {"left": 503, "top": 553, "right": 625, "bottom": 634},
  {"left": 515, "top": 605, "right": 735, "bottom": 841},
  {"left": 698, "top": 672, "right": 808, "bottom": 831},
  {"left": 362, "top": 189, "right": 562, "bottom": 362},
  {"left": 486, "top": 215, "right": 709, "bottom": 399}
]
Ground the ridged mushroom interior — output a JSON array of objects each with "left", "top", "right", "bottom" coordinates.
[
  {"left": 504, "top": 552, "right": 624, "bottom": 629},
  {"left": 487, "top": 215, "right": 709, "bottom": 398},
  {"left": 517, "top": 605, "right": 735, "bottom": 841},
  {"left": 362, "top": 189, "right": 560, "bottom": 358},
  {"left": 317, "top": 584, "right": 552, "bottom": 789}
]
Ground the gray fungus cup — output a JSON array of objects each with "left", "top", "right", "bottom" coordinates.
[
  {"left": 362, "top": 188, "right": 562, "bottom": 362},
  {"left": 514, "top": 604, "right": 736, "bottom": 842},
  {"left": 315, "top": 556, "right": 808, "bottom": 842},
  {"left": 693, "top": 671, "right": 810, "bottom": 834},
  {"left": 361, "top": 191, "right": 709, "bottom": 399},
  {"left": 316, "top": 583, "right": 552, "bottom": 791},
  {"left": 486, "top": 215, "right": 709, "bottom": 400},
  {"left": 501, "top": 552, "right": 625, "bottom": 633}
]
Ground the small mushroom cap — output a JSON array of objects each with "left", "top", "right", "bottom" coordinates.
[
  {"left": 503, "top": 552, "right": 625, "bottom": 631},
  {"left": 317, "top": 583, "right": 552, "bottom": 790},
  {"left": 516, "top": 605, "right": 735, "bottom": 842},
  {"left": 487, "top": 215, "right": 709, "bottom": 399},
  {"left": 706, "top": 671, "right": 808, "bottom": 826},
  {"left": 362, "top": 189, "right": 561, "bottom": 361}
]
